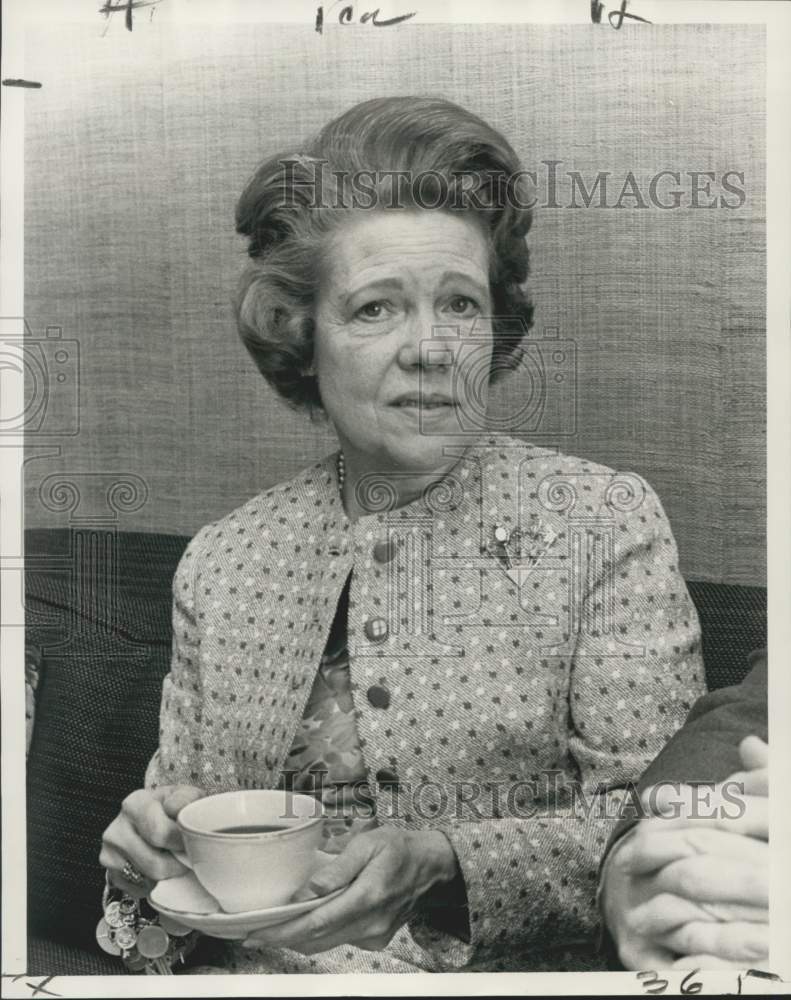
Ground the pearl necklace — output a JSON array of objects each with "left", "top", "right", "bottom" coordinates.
[{"left": 337, "top": 450, "right": 345, "bottom": 491}]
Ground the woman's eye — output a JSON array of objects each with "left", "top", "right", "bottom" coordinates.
[
  {"left": 447, "top": 295, "right": 480, "bottom": 316},
  {"left": 356, "top": 300, "right": 389, "bottom": 320}
]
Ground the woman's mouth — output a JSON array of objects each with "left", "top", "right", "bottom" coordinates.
[
  {"left": 390, "top": 394, "right": 454, "bottom": 409},
  {"left": 394, "top": 400, "right": 452, "bottom": 409}
]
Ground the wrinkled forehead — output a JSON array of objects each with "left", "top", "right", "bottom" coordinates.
[{"left": 319, "top": 208, "right": 492, "bottom": 295}]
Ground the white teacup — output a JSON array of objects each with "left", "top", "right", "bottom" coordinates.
[{"left": 176, "top": 789, "right": 324, "bottom": 913}]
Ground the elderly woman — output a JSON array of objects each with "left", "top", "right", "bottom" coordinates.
[{"left": 99, "top": 96, "right": 706, "bottom": 974}]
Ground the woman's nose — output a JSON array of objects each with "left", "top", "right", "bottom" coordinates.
[
  {"left": 395, "top": 312, "right": 454, "bottom": 371},
  {"left": 396, "top": 340, "right": 421, "bottom": 369}
]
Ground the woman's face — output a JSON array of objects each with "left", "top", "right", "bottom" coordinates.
[{"left": 313, "top": 209, "right": 493, "bottom": 477}]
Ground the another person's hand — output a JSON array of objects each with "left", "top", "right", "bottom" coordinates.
[
  {"left": 99, "top": 784, "right": 205, "bottom": 897},
  {"left": 660, "top": 735, "right": 769, "bottom": 970},
  {"left": 601, "top": 736, "right": 769, "bottom": 970},
  {"left": 722, "top": 733, "right": 768, "bottom": 798},
  {"left": 647, "top": 735, "right": 768, "bottom": 831},
  {"left": 243, "top": 826, "right": 459, "bottom": 954}
]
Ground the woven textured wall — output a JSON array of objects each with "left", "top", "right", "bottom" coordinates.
[{"left": 23, "top": 22, "right": 765, "bottom": 585}]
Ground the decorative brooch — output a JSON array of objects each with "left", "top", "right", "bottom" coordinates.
[{"left": 486, "top": 515, "right": 558, "bottom": 585}]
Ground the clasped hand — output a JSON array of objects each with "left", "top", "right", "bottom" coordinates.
[{"left": 601, "top": 735, "right": 769, "bottom": 970}]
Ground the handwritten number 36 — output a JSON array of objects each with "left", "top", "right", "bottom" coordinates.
[{"left": 637, "top": 970, "right": 702, "bottom": 995}]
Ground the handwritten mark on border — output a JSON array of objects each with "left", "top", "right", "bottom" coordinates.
[
  {"left": 1, "top": 976, "right": 61, "bottom": 999},
  {"left": 636, "top": 968, "right": 789, "bottom": 996},
  {"left": 99, "top": 0, "right": 164, "bottom": 33},
  {"left": 315, "top": 4, "right": 417, "bottom": 34},
  {"left": 591, "top": 0, "right": 651, "bottom": 28}
]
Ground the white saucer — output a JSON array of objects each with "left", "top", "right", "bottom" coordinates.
[{"left": 148, "top": 853, "right": 344, "bottom": 940}]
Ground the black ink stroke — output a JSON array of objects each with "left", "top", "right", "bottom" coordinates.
[
  {"left": 2, "top": 79, "right": 43, "bottom": 88},
  {"left": 361, "top": 8, "right": 417, "bottom": 26},
  {"left": 679, "top": 969, "right": 703, "bottom": 995},
  {"left": 315, "top": 4, "right": 417, "bottom": 34},
  {"left": 637, "top": 970, "right": 669, "bottom": 995},
  {"left": 0, "top": 976, "right": 61, "bottom": 999},
  {"left": 590, "top": 0, "right": 651, "bottom": 29},
  {"left": 99, "top": 0, "right": 164, "bottom": 33}
]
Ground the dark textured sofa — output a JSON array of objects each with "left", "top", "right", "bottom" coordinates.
[{"left": 23, "top": 527, "right": 767, "bottom": 976}]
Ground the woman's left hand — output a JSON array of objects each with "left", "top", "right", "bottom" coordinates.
[{"left": 243, "top": 826, "right": 459, "bottom": 954}]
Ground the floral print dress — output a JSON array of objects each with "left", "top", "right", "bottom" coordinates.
[{"left": 277, "top": 577, "right": 379, "bottom": 853}]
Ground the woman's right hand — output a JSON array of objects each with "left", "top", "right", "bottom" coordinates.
[{"left": 99, "top": 784, "right": 205, "bottom": 897}]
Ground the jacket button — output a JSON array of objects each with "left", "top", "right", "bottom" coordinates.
[
  {"left": 364, "top": 618, "right": 388, "bottom": 642},
  {"left": 373, "top": 539, "right": 395, "bottom": 564},
  {"left": 367, "top": 685, "right": 391, "bottom": 709},
  {"left": 375, "top": 768, "right": 400, "bottom": 788}
]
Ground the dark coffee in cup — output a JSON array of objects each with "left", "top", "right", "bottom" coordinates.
[
  {"left": 215, "top": 824, "right": 290, "bottom": 835},
  {"left": 177, "top": 790, "right": 324, "bottom": 912}
]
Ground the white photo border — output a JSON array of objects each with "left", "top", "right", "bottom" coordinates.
[{"left": 2, "top": 1, "right": 789, "bottom": 996}]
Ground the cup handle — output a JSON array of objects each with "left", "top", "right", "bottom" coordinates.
[{"left": 172, "top": 849, "right": 193, "bottom": 871}]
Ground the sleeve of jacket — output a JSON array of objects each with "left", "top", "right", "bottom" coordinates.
[
  {"left": 145, "top": 525, "right": 215, "bottom": 791},
  {"left": 409, "top": 473, "right": 707, "bottom": 969},
  {"left": 603, "top": 649, "right": 768, "bottom": 857}
]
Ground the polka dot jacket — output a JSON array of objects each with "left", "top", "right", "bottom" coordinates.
[{"left": 145, "top": 434, "right": 706, "bottom": 969}]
